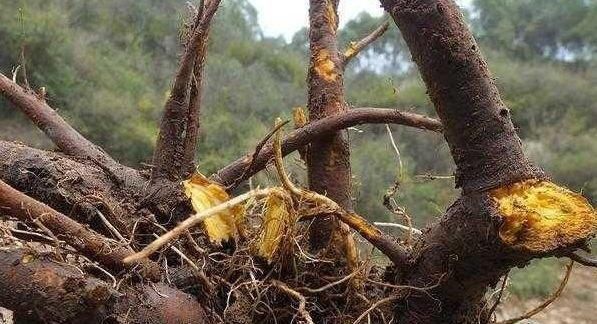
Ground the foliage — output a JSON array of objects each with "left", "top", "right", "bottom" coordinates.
[
  {"left": 472, "top": 0, "right": 597, "bottom": 63},
  {"left": 508, "top": 258, "right": 562, "bottom": 299}
]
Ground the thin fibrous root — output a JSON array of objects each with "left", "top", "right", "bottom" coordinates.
[
  {"left": 123, "top": 187, "right": 280, "bottom": 264},
  {"left": 352, "top": 295, "right": 399, "bottom": 324},
  {"left": 374, "top": 222, "right": 422, "bottom": 235},
  {"left": 271, "top": 280, "right": 314, "bottom": 324},
  {"left": 496, "top": 260, "right": 574, "bottom": 324}
]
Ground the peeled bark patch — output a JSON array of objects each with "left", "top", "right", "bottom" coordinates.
[
  {"left": 313, "top": 49, "right": 337, "bottom": 82},
  {"left": 491, "top": 179, "right": 597, "bottom": 252},
  {"left": 324, "top": 0, "right": 338, "bottom": 33},
  {"left": 183, "top": 173, "right": 244, "bottom": 244}
]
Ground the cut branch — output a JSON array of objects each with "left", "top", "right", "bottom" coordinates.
[
  {"left": 212, "top": 107, "right": 441, "bottom": 189},
  {"left": 0, "top": 179, "right": 159, "bottom": 279},
  {"left": 341, "top": 21, "right": 390, "bottom": 68},
  {"left": 152, "top": 0, "right": 221, "bottom": 181},
  {"left": 0, "top": 73, "right": 138, "bottom": 184},
  {"left": 306, "top": 0, "right": 352, "bottom": 251},
  {"left": 0, "top": 249, "right": 208, "bottom": 323},
  {"left": 381, "top": 0, "right": 542, "bottom": 193},
  {"left": 0, "top": 249, "right": 114, "bottom": 323}
]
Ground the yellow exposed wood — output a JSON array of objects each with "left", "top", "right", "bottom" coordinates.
[
  {"left": 253, "top": 192, "right": 295, "bottom": 263},
  {"left": 491, "top": 179, "right": 596, "bottom": 252},
  {"left": 313, "top": 49, "right": 337, "bottom": 82},
  {"left": 324, "top": 0, "right": 337, "bottom": 31},
  {"left": 292, "top": 106, "right": 308, "bottom": 128},
  {"left": 183, "top": 173, "right": 245, "bottom": 244}
]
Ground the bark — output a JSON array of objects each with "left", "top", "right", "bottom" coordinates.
[
  {"left": 152, "top": 1, "right": 220, "bottom": 181},
  {"left": 380, "top": 0, "right": 542, "bottom": 193},
  {"left": 0, "top": 249, "right": 113, "bottom": 323},
  {"left": 0, "top": 140, "right": 137, "bottom": 237},
  {"left": 0, "top": 179, "right": 160, "bottom": 279},
  {"left": 0, "top": 140, "right": 192, "bottom": 229},
  {"left": 377, "top": 1, "right": 579, "bottom": 323},
  {"left": 306, "top": 0, "right": 352, "bottom": 249},
  {"left": 0, "top": 73, "right": 140, "bottom": 187},
  {"left": 0, "top": 249, "right": 208, "bottom": 324},
  {"left": 212, "top": 107, "right": 441, "bottom": 189}
]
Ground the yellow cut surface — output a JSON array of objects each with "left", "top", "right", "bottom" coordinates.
[
  {"left": 254, "top": 193, "right": 295, "bottom": 263},
  {"left": 314, "top": 49, "right": 337, "bottom": 82},
  {"left": 183, "top": 173, "right": 244, "bottom": 244},
  {"left": 292, "top": 106, "right": 308, "bottom": 128},
  {"left": 490, "top": 179, "right": 596, "bottom": 252}
]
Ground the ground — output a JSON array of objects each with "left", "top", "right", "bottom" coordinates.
[{"left": 497, "top": 264, "right": 597, "bottom": 324}]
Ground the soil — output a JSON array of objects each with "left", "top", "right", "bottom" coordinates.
[{"left": 496, "top": 264, "right": 597, "bottom": 324}]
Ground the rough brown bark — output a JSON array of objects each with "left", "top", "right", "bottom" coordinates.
[
  {"left": 0, "top": 179, "right": 159, "bottom": 278},
  {"left": 212, "top": 107, "right": 441, "bottom": 189},
  {"left": 0, "top": 249, "right": 113, "bottom": 323},
  {"left": 381, "top": 0, "right": 542, "bottom": 193},
  {"left": 2, "top": 2, "right": 591, "bottom": 322},
  {"left": 0, "top": 140, "right": 138, "bottom": 238},
  {"left": 0, "top": 140, "right": 191, "bottom": 234},
  {"left": 0, "top": 249, "right": 208, "bottom": 324},
  {"left": 0, "top": 73, "right": 140, "bottom": 187},
  {"left": 306, "top": 0, "right": 362, "bottom": 249},
  {"left": 376, "top": 1, "right": 569, "bottom": 323},
  {"left": 152, "top": 1, "right": 220, "bottom": 181}
]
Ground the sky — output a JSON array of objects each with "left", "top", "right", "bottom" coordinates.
[{"left": 248, "top": 0, "right": 472, "bottom": 41}]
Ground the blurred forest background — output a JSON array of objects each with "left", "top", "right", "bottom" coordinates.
[{"left": 1, "top": 0, "right": 595, "bottom": 309}]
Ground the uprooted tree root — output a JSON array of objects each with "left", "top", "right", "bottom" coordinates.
[
  {"left": 1, "top": 0, "right": 596, "bottom": 323},
  {"left": 117, "top": 123, "right": 414, "bottom": 323},
  {"left": 0, "top": 199, "right": 400, "bottom": 323}
]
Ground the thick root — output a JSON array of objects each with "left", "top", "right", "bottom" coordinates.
[{"left": 491, "top": 179, "right": 596, "bottom": 252}]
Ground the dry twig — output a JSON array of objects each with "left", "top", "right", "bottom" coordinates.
[
  {"left": 214, "top": 107, "right": 442, "bottom": 190},
  {"left": 341, "top": 21, "right": 390, "bottom": 67},
  {"left": 496, "top": 261, "right": 574, "bottom": 324},
  {"left": 272, "top": 280, "right": 314, "bottom": 324}
]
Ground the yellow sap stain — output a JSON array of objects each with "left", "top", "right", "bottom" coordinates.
[
  {"left": 491, "top": 179, "right": 596, "bottom": 252},
  {"left": 343, "top": 42, "right": 357, "bottom": 59}
]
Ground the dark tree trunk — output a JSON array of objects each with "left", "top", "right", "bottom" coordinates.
[
  {"left": 306, "top": 0, "right": 353, "bottom": 250},
  {"left": 378, "top": 1, "right": 590, "bottom": 323}
]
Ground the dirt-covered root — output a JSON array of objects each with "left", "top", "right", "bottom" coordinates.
[
  {"left": 0, "top": 140, "right": 140, "bottom": 237},
  {"left": 0, "top": 248, "right": 209, "bottom": 324},
  {"left": 110, "top": 283, "right": 209, "bottom": 324},
  {"left": 0, "top": 248, "right": 112, "bottom": 323}
]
